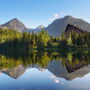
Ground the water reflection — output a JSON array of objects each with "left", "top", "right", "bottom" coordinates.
[{"left": 0, "top": 50, "right": 90, "bottom": 80}]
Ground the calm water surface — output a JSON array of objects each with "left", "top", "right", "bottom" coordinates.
[{"left": 0, "top": 50, "right": 90, "bottom": 90}]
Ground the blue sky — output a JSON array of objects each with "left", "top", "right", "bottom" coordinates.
[{"left": 0, "top": 0, "right": 90, "bottom": 28}]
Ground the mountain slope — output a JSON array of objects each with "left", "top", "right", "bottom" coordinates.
[
  {"left": 0, "top": 18, "right": 27, "bottom": 32},
  {"left": 27, "top": 25, "right": 46, "bottom": 33},
  {"left": 48, "top": 60, "right": 90, "bottom": 81},
  {"left": 46, "top": 16, "right": 90, "bottom": 37},
  {"left": 2, "top": 65, "right": 26, "bottom": 79}
]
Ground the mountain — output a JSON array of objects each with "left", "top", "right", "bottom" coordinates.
[
  {"left": 48, "top": 60, "right": 90, "bottom": 81},
  {"left": 27, "top": 25, "right": 46, "bottom": 33},
  {"left": 1, "top": 65, "right": 26, "bottom": 79},
  {"left": 1, "top": 16, "right": 90, "bottom": 35},
  {"left": 36, "top": 25, "right": 45, "bottom": 30},
  {"left": 0, "top": 18, "right": 27, "bottom": 32},
  {"left": 46, "top": 16, "right": 90, "bottom": 37},
  {"left": 64, "top": 24, "right": 87, "bottom": 38}
]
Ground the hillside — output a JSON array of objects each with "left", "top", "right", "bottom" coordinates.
[
  {"left": 0, "top": 18, "right": 27, "bottom": 32},
  {"left": 46, "top": 16, "right": 90, "bottom": 37}
]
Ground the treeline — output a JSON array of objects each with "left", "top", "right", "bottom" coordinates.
[
  {"left": 0, "top": 50, "right": 90, "bottom": 69},
  {"left": 63, "top": 31, "right": 90, "bottom": 48},
  {"left": 0, "top": 29, "right": 90, "bottom": 52},
  {"left": 0, "top": 30, "right": 63, "bottom": 52}
]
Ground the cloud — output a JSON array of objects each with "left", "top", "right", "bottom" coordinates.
[
  {"left": 50, "top": 75, "right": 60, "bottom": 84},
  {"left": 48, "top": 13, "right": 60, "bottom": 22},
  {"left": 54, "top": 79, "right": 60, "bottom": 84},
  {"left": 54, "top": 13, "right": 60, "bottom": 18}
]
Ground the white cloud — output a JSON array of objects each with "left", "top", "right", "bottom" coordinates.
[
  {"left": 54, "top": 79, "right": 60, "bottom": 84},
  {"left": 50, "top": 75, "right": 60, "bottom": 84},
  {"left": 54, "top": 13, "right": 60, "bottom": 18},
  {"left": 48, "top": 13, "right": 60, "bottom": 22}
]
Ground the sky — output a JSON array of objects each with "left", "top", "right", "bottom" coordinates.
[{"left": 0, "top": 0, "right": 90, "bottom": 28}]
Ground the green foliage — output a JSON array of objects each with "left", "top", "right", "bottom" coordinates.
[
  {"left": 38, "top": 30, "right": 50, "bottom": 46},
  {"left": 0, "top": 29, "right": 90, "bottom": 52},
  {"left": 67, "top": 34, "right": 73, "bottom": 46},
  {"left": 0, "top": 50, "right": 90, "bottom": 70},
  {"left": 62, "top": 31, "right": 90, "bottom": 48}
]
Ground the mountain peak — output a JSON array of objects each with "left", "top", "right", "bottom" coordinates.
[
  {"left": 62, "top": 16, "right": 74, "bottom": 20},
  {"left": 64, "top": 15, "right": 73, "bottom": 19},
  {"left": 8, "top": 18, "right": 23, "bottom": 24},
  {"left": 1, "top": 18, "right": 27, "bottom": 32},
  {"left": 36, "top": 25, "right": 45, "bottom": 29},
  {"left": 12, "top": 18, "right": 19, "bottom": 21},
  {"left": 47, "top": 15, "right": 90, "bottom": 37}
]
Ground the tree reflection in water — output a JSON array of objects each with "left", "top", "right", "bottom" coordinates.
[{"left": 0, "top": 50, "right": 90, "bottom": 80}]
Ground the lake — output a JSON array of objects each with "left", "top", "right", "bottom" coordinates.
[{"left": 0, "top": 50, "right": 90, "bottom": 90}]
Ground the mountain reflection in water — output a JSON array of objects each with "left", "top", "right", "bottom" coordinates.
[{"left": 0, "top": 50, "right": 90, "bottom": 80}]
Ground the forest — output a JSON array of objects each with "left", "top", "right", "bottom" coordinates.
[
  {"left": 0, "top": 50, "right": 90, "bottom": 69},
  {"left": 0, "top": 29, "right": 90, "bottom": 53},
  {"left": 0, "top": 29, "right": 90, "bottom": 70}
]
